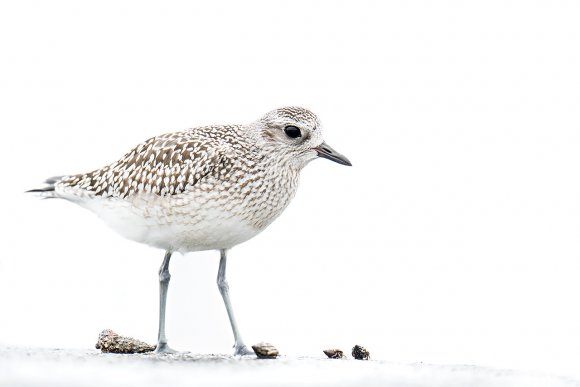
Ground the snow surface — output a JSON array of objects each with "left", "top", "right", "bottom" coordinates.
[{"left": 0, "top": 347, "right": 578, "bottom": 387}]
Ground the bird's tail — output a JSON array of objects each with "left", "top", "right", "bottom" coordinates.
[{"left": 26, "top": 176, "right": 64, "bottom": 199}]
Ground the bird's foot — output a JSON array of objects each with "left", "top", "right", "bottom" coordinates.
[
  {"left": 154, "top": 342, "right": 178, "bottom": 354},
  {"left": 233, "top": 344, "right": 255, "bottom": 356}
]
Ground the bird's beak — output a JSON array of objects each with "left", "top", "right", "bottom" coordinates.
[{"left": 314, "top": 142, "right": 352, "bottom": 166}]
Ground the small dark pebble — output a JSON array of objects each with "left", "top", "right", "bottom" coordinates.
[
  {"left": 251, "top": 342, "right": 279, "bottom": 359},
  {"left": 351, "top": 345, "right": 370, "bottom": 360},
  {"left": 323, "top": 349, "right": 345, "bottom": 359},
  {"left": 95, "top": 329, "right": 155, "bottom": 354}
]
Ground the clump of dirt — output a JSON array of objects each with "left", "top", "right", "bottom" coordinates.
[{"left": 95, "top": 329, "right": 155, "bottom": 354}]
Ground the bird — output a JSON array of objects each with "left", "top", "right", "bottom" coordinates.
[{"left": 28, "top": 106, "right": 351, "bottom": 355}]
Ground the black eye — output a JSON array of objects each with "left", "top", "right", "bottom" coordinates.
[{"left": 284, "top": 125, "right": 302, "bottom": 139}]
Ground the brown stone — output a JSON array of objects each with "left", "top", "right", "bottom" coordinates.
[
  {"left": 323, "top": 349, "right": 345, "bottom": 359},
  {"left": 251, "top": 342, "right": 279, "bottom": 359}
]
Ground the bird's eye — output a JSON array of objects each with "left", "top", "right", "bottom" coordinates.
[{"left": 284, "top": 125, "right": 302, "bottom": 139}]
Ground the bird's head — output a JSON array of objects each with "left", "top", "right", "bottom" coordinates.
[{"left": 250, "top": 106, "right": 352, "bottom": 169}]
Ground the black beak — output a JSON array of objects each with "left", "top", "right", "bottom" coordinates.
[{"left": 314, "top": 142, "right": 352, "bottom": 166}]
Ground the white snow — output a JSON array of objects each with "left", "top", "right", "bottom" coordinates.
[{"left": 1, "top": 347, "right": 578, "bottom": 387}]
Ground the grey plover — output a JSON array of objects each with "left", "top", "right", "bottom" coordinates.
[{"left": 29, "top": 106, "right": 351, "bottom": 355}]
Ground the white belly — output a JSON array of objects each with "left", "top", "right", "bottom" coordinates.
[{"left": 79, "top": 193, "right": 262, "bottom": 253}]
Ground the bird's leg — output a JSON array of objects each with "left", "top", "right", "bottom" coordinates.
[
  {"left": 217, "top": 249, "right": 253, "bottom": 356},
  {"left": 155, "top": 250, "right": 177, "bottom": 354}
]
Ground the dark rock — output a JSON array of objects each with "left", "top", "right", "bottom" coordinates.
[{"left": 352, "top": 345, "right": 370, "bottom": 360}]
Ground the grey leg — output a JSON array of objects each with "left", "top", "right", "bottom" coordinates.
[
  {"left": 155, "top": 250, "right": 177, "bottom": 354},
  {"left": 217, "top": 249, "right": 253, "bottom": 356}
]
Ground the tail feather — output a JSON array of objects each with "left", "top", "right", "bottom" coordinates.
[{"left": 26, "top": 176, "right": 64, "bottom": 198}]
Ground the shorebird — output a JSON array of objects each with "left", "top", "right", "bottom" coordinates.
[{"left": 28, "top": 107, "right": 351, "bottom": 355}]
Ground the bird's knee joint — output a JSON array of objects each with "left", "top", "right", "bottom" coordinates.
[
  {"left": 159, "top": 271, "right": 171, "bottom": 283},
  {"left": 217, "top": 278, "right": 229, "bottom": 292}
]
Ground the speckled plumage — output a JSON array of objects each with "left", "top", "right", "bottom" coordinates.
[{"left": 37, "top": 107, "right": 347, "bottom": 253}]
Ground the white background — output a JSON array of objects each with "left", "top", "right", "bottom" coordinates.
[{"left": 1, "top": 0, "right": 579, "bottom": 380}]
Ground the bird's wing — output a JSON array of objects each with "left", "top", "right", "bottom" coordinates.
[{"left": 57, "top": 130, "right": 225, "bottom": 199}]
